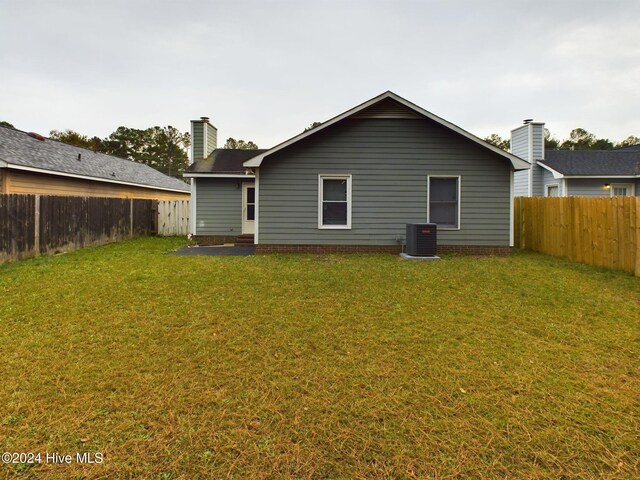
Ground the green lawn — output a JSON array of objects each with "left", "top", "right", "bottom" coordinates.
[{"left": 0, "top": 238, "right": 638, "bottom": 479}]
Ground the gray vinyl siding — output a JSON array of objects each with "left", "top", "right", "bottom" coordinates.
[
  {"left": 195, "top": 178, "right": 244, "bottom": 235},
  {"left": 532, "top": 164, "right": 545, "bottom": 197},
  {"left": 542, "top": 168, "right": 562, "bottom": 196},
  {"left": 192, "top": 126, "right": 204, "bottom": 163},
  {"left": 258, "top": 119, "right": 512, "bottom": 246},
  {"left": 566, "top": 178, "right": 638, "bottom": 197},
  {"left": 514, "top": 169, "right": 529, "bottom": 196},
  {"left": 191, "top": 122, "right": 217, "bottom": 163},
  {"left": 205, "top": 123, "right": 217, "bottom": 156},
  {"left": 531, "top": 124, "right": 545, "bottom": 161},
  {"left": 511, "top": 123, "right": 545, "bottom": 197},
  {"left": 510, "top": 123, "right": 544, "bottom": 161},
  {"left": 510, "top": 126, "right": 529, "bottom": 160}
]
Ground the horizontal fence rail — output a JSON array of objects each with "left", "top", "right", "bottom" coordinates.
[{"left": 514, "top": 197, "right": 640, "bottom": 276}]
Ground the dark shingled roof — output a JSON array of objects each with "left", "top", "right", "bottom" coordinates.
[
  {"left": 186, "top": 149, "right": 268, "bottom": 174},
  {"left": 615, "top": 144, "right": 640, "bottom": 152},
  {"left": 539, "top": 149, "right": 640, "bottom": 176},
  {"left": 0, "top": 126, "right": 190, "bottom": 192}
]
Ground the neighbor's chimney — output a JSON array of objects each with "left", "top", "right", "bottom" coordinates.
[
  {"left": 190, "top": 116, "right": 217, "bottom": 164},
  {"left": 510, "top": 119, "right": 545, "bottom": 162},
  {"left": 511, "top": 119, "right": 546, "bottom": 197}
]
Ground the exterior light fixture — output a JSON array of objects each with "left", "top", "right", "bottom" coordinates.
[{"left": 604, "top": 184, "right": 611, "bottom": 189}]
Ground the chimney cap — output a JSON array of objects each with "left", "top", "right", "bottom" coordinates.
[
  {"left": 523, "top": 118, "right": 534, "bottom": 124},
  {"left": 200, "top": 116, "right": 210, "bottom": 123}
]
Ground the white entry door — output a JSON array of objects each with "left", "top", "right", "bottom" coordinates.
[{"left": 242, "top": 183, "right": 255, "bottom": 234}]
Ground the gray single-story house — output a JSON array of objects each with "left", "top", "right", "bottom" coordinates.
[
  {"left": 184, "top": 91, "right": 530, "bottom": 254},
  {"left": 512, "top": 122, "right": 639, "bottom": 197}
]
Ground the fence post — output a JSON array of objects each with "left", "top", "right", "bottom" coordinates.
[
  {"left": 130, "top": 198, "right": 134, "bottom": 238},
  {"left": 153, "top": 200, "right": 159, "bottom": 235},
  {"left": 519, "top": 197, "right": 526, "bottom": 250},
  {"left": 34, "top": 194, "right": 40, "bottom": 257},
  {"left": 636, "top": 198, "right": 640, "bottom": 277}
]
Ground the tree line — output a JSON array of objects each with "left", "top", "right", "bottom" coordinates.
[
  {"left": 485, "top": 128, "right": 640, "bottom": 152},
  {"left": 49, "top": 126, "right": 191, "bottom": 179}
]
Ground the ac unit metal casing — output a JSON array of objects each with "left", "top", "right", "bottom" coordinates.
[{"left": 406, "top": 223, "right": 437, "bottom": 256}]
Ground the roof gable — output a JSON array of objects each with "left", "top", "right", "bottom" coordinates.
[
  {"left": 244, "top": 91, "right": 530, "bottom": 170},
  {"left": 0, "top": 126, "right": 189, "bottom": 192}
]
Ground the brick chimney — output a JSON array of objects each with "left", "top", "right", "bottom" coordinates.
[{"left": 190, "top": 116, "right": 217, "bottom": 164}]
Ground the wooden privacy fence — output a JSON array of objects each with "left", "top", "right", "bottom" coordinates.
[
  {"left": 157, "top": 199, "right": 189, "bottom": 236},
  {"left": 514, "top": 197, "right": 640, "bottom": 276},
  {"left": 0, "top": 194, "right": 156, "bottom": 263}
]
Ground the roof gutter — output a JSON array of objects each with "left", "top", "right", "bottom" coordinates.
[
  {"left": 4, "top": 163, "right": 190, "bottom": 194},
  {"left": 243, "top": 91, "right": 531, "bottom": 171},
  {"left": 183, "top": 173, "right": 256, "bottom": 178},
  {"left": 563, "top": 174, "right": 640, "bottom": 179}
]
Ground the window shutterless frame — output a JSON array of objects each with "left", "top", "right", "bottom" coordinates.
[
  {"left": 318, "top": 174, "right": 352, "bottom": 229},
  {"left": 545, "top": 183, "right": 560, "bottom": 197},
  {"left": 610, "top": 183, "right": 634, "bottom": 197},
  {"left": 427, "top": 175, "right": 461, "bottom": 230}
]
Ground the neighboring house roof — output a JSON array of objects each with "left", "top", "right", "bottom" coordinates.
[
  {"left": 243, "top": 91, "right": 530, "bottom": 170},
  {"left": 0, "top": 126, "right": 190, "bottom": 192},
  {"left": 615, "top": 144, "right": 640, "bottom": 152},
  {"left": 184, "top": 148, "right": 268, "bottom": 177},
  {"left": 538, "top": 149, "right": 640, "bottom": 177}
]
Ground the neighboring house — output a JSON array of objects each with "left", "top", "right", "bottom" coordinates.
[
  {"left": 512, "top": 122, "right": 639, "bottom": 197},
  {"left": 184, "top": 91, "right": 530, "bottom": 254},
  {"left": 0, "top": 126, "right": 190, "bottom": 200}
]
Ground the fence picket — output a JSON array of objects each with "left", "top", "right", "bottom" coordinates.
[
  {"left": 157, "top": 199, "right": 190, "bottom": 236},
  {"left": 515, "top": 196, "right": 639, "bottom": 276},
  {"left": 1, "top": 194, "right": 156, "bottom": 263}
]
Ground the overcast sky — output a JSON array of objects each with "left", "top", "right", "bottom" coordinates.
[{"left": 1, "top": 0, "right": 638, "bottom": 149}]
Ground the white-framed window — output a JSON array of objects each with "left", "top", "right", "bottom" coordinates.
[
  {"left": 545, "top": 184, "right": 559, "bottom": 197},
  {"left": 318, "top": 174, "right": 352, "bottom": 229},
  {"left": 428, "top": 176, "right": 461, "bottom": 230},
  {"left": 611, "top": 183, "right": 634, "bottom": 197}
]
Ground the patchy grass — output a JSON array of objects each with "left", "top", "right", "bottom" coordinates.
[{"left": 0, "top": 237, "right": 638, "bottom": 479}]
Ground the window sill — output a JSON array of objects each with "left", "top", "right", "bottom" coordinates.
[{"left": 318, "top": 225, "right": 352, "bottom": 230}]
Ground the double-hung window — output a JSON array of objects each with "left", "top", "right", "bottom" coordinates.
[
  {"left": 318, "top": 175, "right": 352, "bottom": 229},
  {"left": 428, "top": 176, "right": 460, "bottom": 229}
]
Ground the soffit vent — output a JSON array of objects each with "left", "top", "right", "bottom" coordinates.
[{"left": 351, "top": 98, "right": 423, "bottom": 119}]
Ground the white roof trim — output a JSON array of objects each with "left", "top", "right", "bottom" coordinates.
[
  {"left": 4, "top": 163, "right": 190, "bottom": 193},
  {"left": 537, "top": 162, "right": 564, "bottom": 179},
  {"left": 183, "top": 173, "right": 255, "bottom": 178},
  {"left": 564, "top": 175, "right": 640, "bottom": 179},
  {"left": 243, "top": 91, "right": 531, "bottom": 170}
]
